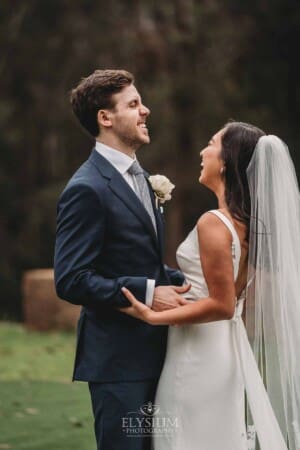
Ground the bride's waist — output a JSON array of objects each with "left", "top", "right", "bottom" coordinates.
[
  {"left": 177, "top": 291, "right": 245, "bottom": 321},
  {"left": 183, "top": 286, "right": 208, "bottom": 300}
]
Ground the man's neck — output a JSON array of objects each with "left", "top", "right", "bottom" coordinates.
[{"left": 96, "top": 136, "right": 136, "bottom": 159}]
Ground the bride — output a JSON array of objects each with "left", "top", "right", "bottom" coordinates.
[{"left": 120, "top": 121, "right": 300, "bottom": 450}]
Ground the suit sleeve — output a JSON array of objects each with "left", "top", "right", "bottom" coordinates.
[
  {"left": 54, "top": 183, "right": 147, "bottom": 309},
  {"left": 164, "top": 265, "right": 185, "bottom": 286}
]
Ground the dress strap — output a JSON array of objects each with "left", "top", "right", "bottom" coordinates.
[
  {"left": 208, "top": 210, "right": 241, "bottom": 282},
  {"left": 208, "top": 210, "right": 241, "bottom": 254}
]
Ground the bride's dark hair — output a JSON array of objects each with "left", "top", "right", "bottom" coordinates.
[{"left": 221, "top": 121, "right": 265, "bottom": 240}]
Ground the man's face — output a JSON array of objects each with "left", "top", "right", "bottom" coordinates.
[{"left": 108, "top": 84, "right": 151, "bottom": 150}]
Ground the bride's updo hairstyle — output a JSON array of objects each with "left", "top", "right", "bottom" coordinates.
[{"left": 220, "top": 121, "right": 265, "bottom": 240}]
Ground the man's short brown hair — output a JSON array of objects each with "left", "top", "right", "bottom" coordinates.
[{"left": 70, "top": 69, "right": 134, "bottom": 137}]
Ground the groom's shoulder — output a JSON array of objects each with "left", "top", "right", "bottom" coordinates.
[
  {"left": 60, "top": 157, "right": 107, "bottom": 199},
  {"left": 72, "top": 157, "right": 105, "bottom": 183}
]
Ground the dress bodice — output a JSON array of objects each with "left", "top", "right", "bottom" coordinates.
[{"left": 176, "top": 209, "right": 244, "bottom": 304}]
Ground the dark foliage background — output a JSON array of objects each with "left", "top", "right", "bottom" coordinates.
[{"left": 1, "top": 0, "right": 299, "bottom": 319}]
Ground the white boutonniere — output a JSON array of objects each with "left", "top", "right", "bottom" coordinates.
[{"left": 148, "top": 175, "right": 175, "bottom": 209}]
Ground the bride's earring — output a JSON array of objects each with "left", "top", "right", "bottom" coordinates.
[{"left": 220, "top": 167, "right": 225, "bottom": 175}]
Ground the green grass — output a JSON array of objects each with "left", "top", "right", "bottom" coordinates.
[{"left": 0, "top": 322, "right": 95, "bottom": 450}]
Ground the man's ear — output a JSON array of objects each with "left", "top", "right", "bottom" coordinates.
[{"left": 97, "top": 109, "right": 112, "bottom": 129}]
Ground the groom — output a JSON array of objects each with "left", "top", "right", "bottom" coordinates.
[{"left": 54, "top": 69, "right": 189, "bottom": 450}]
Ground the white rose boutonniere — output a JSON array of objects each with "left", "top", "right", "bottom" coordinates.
[{"left": 148, "top": 175, "right": 175, "bottom": 208}]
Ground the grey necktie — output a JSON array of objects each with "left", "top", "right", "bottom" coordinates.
[{"left": 128, "top": 160, "right": 157, "bottom": 233}]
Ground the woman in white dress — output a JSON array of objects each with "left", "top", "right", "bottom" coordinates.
[{"left": 120, "top": 122, "right": 300, "bottom": 450}]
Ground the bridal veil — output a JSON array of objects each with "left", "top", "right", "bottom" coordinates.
[{"left": 245, "top": 135, "right": 300, "bottom": 449}]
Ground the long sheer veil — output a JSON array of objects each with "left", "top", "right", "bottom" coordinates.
[{"left": 245, "top": 135, "right": 300, "bottom": 449}]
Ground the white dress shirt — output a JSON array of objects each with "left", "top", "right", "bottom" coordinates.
[{"left": 95, "top": 141, "right": 155, "bottom": 307}]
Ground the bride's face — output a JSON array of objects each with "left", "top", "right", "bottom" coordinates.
[{"left": 199, "top": 129, "right": 225, "bottom": 189}]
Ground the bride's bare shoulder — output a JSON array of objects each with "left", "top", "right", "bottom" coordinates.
[
  {"left": 197, "top": 211, "right": 216, "bottom": 224},
  {"left": 197, "top": 210, "right": 226, "bottom": 227},
  {"left": 196, "top": 211, "right": 232, "bottom": 242}
]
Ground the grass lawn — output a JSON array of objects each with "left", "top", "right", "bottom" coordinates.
[{"left": 0, "top": 322, "right": 95, "bottom": 450}]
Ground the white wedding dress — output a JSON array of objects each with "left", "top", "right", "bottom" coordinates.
[{"left": 153, "top": 210, "right": 287, "bottom": 450}]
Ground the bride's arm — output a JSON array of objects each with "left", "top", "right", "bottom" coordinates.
[{"left": 120, "top": 213, "right": 237, "bottom": 325}]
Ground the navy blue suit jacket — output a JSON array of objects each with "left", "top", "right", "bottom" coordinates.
[{"left": 54, "top": 149, "right": 184, "bottom": 382}]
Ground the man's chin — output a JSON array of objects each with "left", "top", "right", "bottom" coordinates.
[
  {"left": 142, "top": 135, "right": 150, "bottom": 145},
  {"left": 137, "top": 138, "right": 150, "bottom": 147},
  {"left": 138, "top": 129, "right": 150, "bottom": 145}
]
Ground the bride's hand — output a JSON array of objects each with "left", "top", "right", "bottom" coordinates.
[{"left": 119, "top": 287, "right": 157, "bottom": 325}]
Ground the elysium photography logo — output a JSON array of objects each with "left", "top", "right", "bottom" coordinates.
[{"left": 122, "top": 402, "right": 179, "bottom": 438}]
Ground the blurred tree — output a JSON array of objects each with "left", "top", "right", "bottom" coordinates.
[{"left": 0, "top": 0, "right": 299, "bottom": 318}]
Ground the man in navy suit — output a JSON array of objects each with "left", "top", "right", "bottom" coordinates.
[{"left": 54, "top": 69, "right": 189, "bottom": 450}]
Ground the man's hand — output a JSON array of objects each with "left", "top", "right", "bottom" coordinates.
[{"left": 152, "top": 284, "right": 191, "bottom": 312}]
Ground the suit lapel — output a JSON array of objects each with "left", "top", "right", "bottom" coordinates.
[
  {"left": 89, "top": 149, "right": 160, "bottom": 252},
  {"left": 108, "top": 172, "right": 160, "bottom": 249}
]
